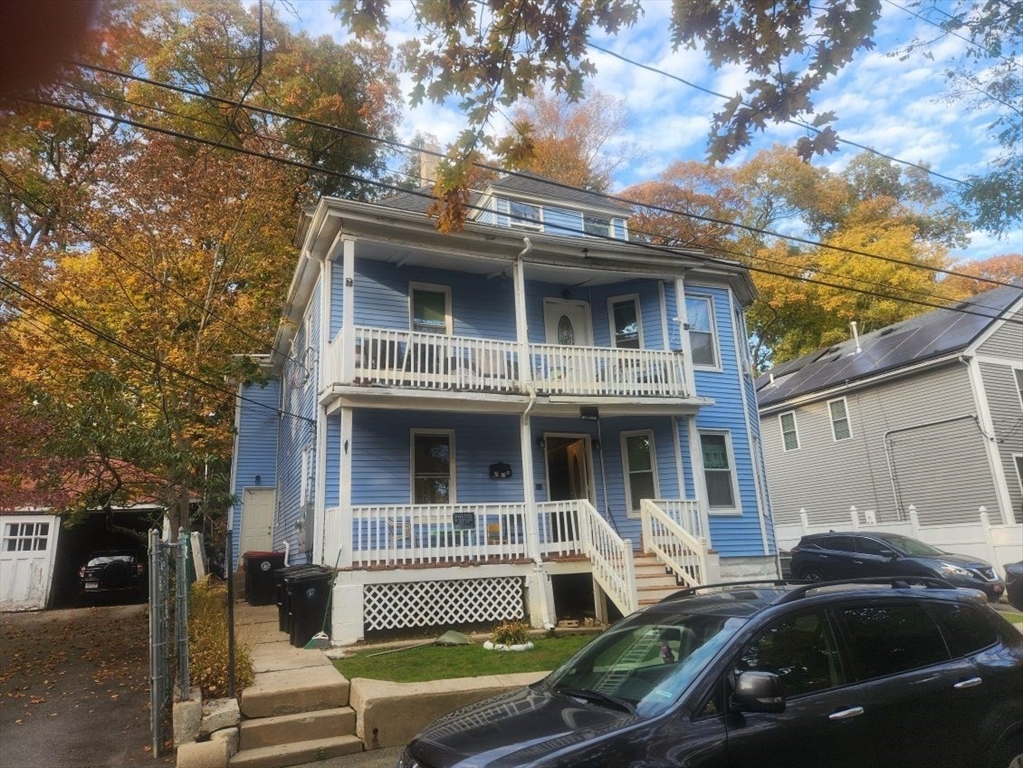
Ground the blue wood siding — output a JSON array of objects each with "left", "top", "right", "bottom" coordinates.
[
  {"left": 684, "top": 283, "right": 766, "bottom": 558},
  {"left": 274, "top": 285, "right": 322, "bottom": 564},
  {"left": 524, "top": 279, "right": 664, "bottom": 347},
  {"left": 349, "top": 411, "right": 525, "bottom": 505},
  {"left": 231, "top": 378, "right": 281, "bottom": 567}
]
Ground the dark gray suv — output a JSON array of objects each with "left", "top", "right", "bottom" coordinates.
[
  {"left": 789, "top": 531, "right": 1006, "bottom": 601},
  {"left": 398, "top": 579, "right": 1023, "bottom": 768}
]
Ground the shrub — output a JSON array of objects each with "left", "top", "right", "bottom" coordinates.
[
  {"left": 188, "top": 577, "right": 254, "bottom": 697},
  {"left": 491, "top": 619, "right": 530, "bottom": 646}
]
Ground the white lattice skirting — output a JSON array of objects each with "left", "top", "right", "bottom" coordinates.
[{"left": 364, "top": 576, "right": 525, "bottom": 631}]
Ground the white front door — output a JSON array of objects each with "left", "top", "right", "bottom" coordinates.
[
  {"left": 240, "top": 488, "right": 275, "bottom": 555},
  {"left": 0, "top": 516, "right": 60, "bottom": 611},
  {"left": 543, "top": 299, "right": 593, "bottom": 346}
]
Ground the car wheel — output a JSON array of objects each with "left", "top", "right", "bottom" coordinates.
[
  {"left": 993, "top": 737, "right": 1023, "bottom": 768},
  {"left": 799, "top": 566, "right": 825, "bottom": 582}
]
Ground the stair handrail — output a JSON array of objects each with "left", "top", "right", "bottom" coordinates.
[
  {"left": 640, "top": 500, "right": 708, "bottom": 589},
  {"left": 576, "top": 500, "right": 638, "bottom": 616}
]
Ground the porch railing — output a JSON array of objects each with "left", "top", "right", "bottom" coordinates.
[
  {"left": 640, "top": 499, "right": 708, "bottom": 589},
  {"left": 564, "top": 500, "right": 638, "bottom": 616},
  {"left": 326, "top": 327, "right": 690, "bottom": 398}
]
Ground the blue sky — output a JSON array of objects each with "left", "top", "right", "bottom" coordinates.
[{"left": 283, "top": 0, "right": 1021, "bottom": 264}]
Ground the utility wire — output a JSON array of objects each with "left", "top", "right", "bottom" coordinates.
[
  {"left": 11, "top": 91, "right": 1021, "bottom": 326},
  {"left": 52, "top": 66, "right": 1020, "bottom": 289}
]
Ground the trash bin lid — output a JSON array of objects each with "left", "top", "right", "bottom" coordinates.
[{"left": 244, "top": 551, "right": 280, "bottom": 558}]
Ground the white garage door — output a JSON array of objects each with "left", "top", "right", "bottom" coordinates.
[{"left": 0, "top": 516, "right": 60, "bottom": 611}]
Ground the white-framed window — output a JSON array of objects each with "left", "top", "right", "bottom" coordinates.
[
  {"left": 685, "top": 296, "right": 718, "bottom": 368},
  {"left": 1014, "top": 454, "right": 1023, "bottom": 500},
  {"left": 411, "top": 429, "right": 455, "bottom": 504},
  {"left": 3, "top": 521, "right": 50, "bottom": 552},
  {"left": 300, "top": 447, "right": 310, "bottom": 506},
  {"left": 829, "top": 397, "right": 852, "bottom": 441},
  {"left": 1014, "top": 368, "right": 1023, "bottom": 411},
  {"left": 700, "top": 431, "right": 739, "bottom": 511},
  {"left": 509, "top": 200, "right": 542, "bottom": 230},
  {"left": 608, "top": 294, "right": 642, "bottom": 349},
  {"left": 621, "top": 430, "right": 658, "bottom": 517},
  {"left": 779, "top": 411, "right": 800, "bottom": 451},
  {"left": 583, "top": 214, "right": 611, "bottom": 237},
  {"left": 409, "top": 282, "right": 451, "bottom": 335}
]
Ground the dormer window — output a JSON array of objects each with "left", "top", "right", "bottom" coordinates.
[
  {"left": 584, "top": 214, "right": 611, "bottom": 238},
  {"left": 509, "top": 200, "right": 541, "bottom": 230}
]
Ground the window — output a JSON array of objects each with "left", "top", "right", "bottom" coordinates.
[
  {"left": 736, "top": 610, "right": 842, "bottom": 697},
  {"left": 412, "top": 431, "right": 454, "bottom": 504},
  {"left": 829, "top": 397, "right": 851, "bottom": 441},
  {"left": 929, "top": 603, "right": 997, "bottom": 658},
  {"left": 820, "top": 535, "right": 857, "bottom": 553},
  {"left": 3, "top": 521, "right": 49, "bottom": 552},
  {"left": 609, "top": 295, "right": 641, "bottom": 349},
  {"left": 855, "top": 537, "right": 894, "bottom": 557},
  {"left": 622, "top": 431, "right": 658, "bottom": 515},
  {"left": 509, "top": 200, "right": 541, "bottom": 230},
  {"left": 1015, "top": 368, "right": 1023, "bottom": 410},
  {"left": 779, "top": 411, "right": 799, "bottom": 451},
  {"left": 839, "top": 604, "right": 949, "bottom": 679},
  {"left": 583, "top": 214, "right": 611, "bottom": 237},
  {"left": 685, "top": 296, "right": 717, "bottom": 367},
  {"left": 700, "top": 432, "right": 737, "bottom": 510},
  {"left": 410, "top": 283, "right": 451, "bottom": 335}
]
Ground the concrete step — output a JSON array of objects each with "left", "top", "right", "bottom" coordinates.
[
  {"left": 228, "top": 734, "right": 364, "bottom": 768},
  {"left": 239, "top": 707, "right": 357, "bottom": 750},
  {"left": 240, "top": 665, "right": 350, "bottom": 718}
]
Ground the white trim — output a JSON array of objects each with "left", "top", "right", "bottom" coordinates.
[
  {"left": 964, "top": 295, "right": 1023, "bottom": 355},
  {"left": 620, "top": 430, "right": 659, "bottom": 519},
  {"left": 780, "top": 411, "right": 800, "bottom": 451},
  {"left": 964, "top": 355, "right": 1016, "bottom": 525},
  {"left": 1015, "top": 367, "right": 1023, "bottom": 413},
  {"left": 409, "top": 282, "right": 452, "bottom": 335},
  {"left": 607, "top": 293, "right": 643, "bottom": 349},
  {"left": 508, "top": 199, "right": 543, "bottom": 231},
  {"left": 699, "top": 429, "right": 742, "bottom": 514},
  {"left": 1013, "top": 454, "right": 1023, "bottom": 503},
  {"left": 338, "top": 407, "right": 354, "bottom": 567},
  {"left": 410, "top": 428, "right": 457, "bottom": 505},
  {"left": 658, "top": 281, "right": 670, "bottom": 353},
  {"left": 828, "top": 396, "right": 852, "bottom": 441},
  {"left": 542, "top": 298, "right": 593, "bottom": 346},
  {"left": 685, "top": 294, "right": 721, "bottom": 371}
]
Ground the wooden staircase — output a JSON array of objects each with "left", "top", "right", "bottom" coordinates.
[{"left": 633, "top": 551, "right": 687, "bottom": 605}]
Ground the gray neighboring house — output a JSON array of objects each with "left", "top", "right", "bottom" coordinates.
[{"left": 756, "top": 283, "right": 1023, "bottom": 534}]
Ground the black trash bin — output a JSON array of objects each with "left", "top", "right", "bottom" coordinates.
[
  {"left": 287, "top": 568, "right": 333, "bottom": 648},
  {"left": 276, "top": 564, "right": 323, "bottom": 633},
  {"left": 243, "top": 551, "right": 286, "bottom": 606}
]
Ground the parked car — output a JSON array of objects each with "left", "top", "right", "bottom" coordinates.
[
  {"left": 78, "top": 550, "right": 145, "bottom": 597},
  {"left": 1006, "top": 561, "right": 1023, "bottom": 611},
  {"left": 398, "top": 579, "right": 1022, "bottom": 768},
  {"left": 788, "top": 531, "right": 1005, "bottom": 601}
]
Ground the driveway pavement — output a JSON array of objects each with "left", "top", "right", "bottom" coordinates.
[{"left": 0, "top": 603, "right": 174, "bottom": 768}]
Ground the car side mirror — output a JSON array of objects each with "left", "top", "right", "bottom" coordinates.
[{"left": 731, "top": 671, "right": 786, "bottom": 713}]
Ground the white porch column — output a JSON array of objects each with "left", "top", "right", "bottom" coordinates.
[
  {"left": 339, "top": 236, "right": 356, "bottom": 385},
  {"left": 513, "top": 254, "right": 530, "bottom": 388},
  {"left": 686, "top": 417, "right": 713, "bottom": 552},
  {"left": 338, "top": 405, "right": 354, "bottom": 568},
  {"left": 674, "top": 277, "right": 697, "bottom": 397},
  {"left": 519, "top": 416, "right": 541, "bottom": 566}
]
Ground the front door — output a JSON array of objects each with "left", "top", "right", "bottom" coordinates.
[
  {"left": 240, "top": 488, "right": 275, "bottom": 556},
  {"left": 543, "top": 299, "right": 593, "bottom": 346},
  {"left": 543, "top": 434, "right": 593, "bottom": 544}
]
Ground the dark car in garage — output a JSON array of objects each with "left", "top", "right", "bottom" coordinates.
[
  {"left": 398, "top": 579, "right": 1022, "bottom": 768},
  {"left": 78, "top": 549, "right": 145, "bottom": 597},
  {"left": 788, "top": 531, "right": 1005, "bottom": 601}
]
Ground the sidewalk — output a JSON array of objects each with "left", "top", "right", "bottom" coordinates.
[{"left": 292, "top": 746, "right": 404, "bottom": 768}]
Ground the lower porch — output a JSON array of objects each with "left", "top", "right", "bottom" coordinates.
[{"left": 322, "top": 499, "right": 721, "bottom": 645}]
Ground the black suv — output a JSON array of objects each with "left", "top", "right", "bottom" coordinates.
[
  {"left": 789, "top": 531, "right": 1005, "bottom": 601},
  {"left": 398, "top": 579, "right": 1022, "bottom": 768}
]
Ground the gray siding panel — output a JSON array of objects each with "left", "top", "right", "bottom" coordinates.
[
  {"left": 980, "top": 361, "right": 1023, "bottom": 521},
  {"left": 762, "top": 362, "right": 1000, "bottom": 527},
  {"left": 977, "top": 306, "right": 1023, "bottom": 358}
]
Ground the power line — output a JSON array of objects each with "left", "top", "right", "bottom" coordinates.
[{"left": 55, "top": 65, "right": 1018, "bottom": 288}]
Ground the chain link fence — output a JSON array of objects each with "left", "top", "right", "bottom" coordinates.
[{"left": 148, "top": 529, "right": 190, "bottom": 758}]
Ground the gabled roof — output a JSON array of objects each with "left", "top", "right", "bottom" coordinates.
[
  {"left": 756, "top": 283, "right": 1023, "bottom": 410},
  {"left": 376, "top": 170, "right": 632, "bottom": 218}
]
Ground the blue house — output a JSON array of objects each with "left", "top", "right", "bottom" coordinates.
[{"left": 229, "top": 171, "right": 776, "bottom": 644}]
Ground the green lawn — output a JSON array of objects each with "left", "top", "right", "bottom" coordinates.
[
  {"left": 1000, "top": 610, "right": 1023, "bottom": 625},
  {"left": 332, "top": 633, "right": 594, "bottom": 683}
]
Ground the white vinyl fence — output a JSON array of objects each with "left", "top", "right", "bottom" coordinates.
[{"left": 774, "top": 505, "right": 1023, "bottom": 579}]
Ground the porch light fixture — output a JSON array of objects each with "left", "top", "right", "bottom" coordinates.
[{"left": 580, "top": 406, "right": 599, "bottom": 421}]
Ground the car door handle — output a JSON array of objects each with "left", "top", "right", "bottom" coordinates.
[
  {"left": 953, "top": 677, "right": 982, "bottom": 689},
  {"left": 829, "top": 706, "right": 865, "bottom": 720}
]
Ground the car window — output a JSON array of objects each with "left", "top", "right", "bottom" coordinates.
[
  {"left": 856, "top": 538, "right": 892, "bottom": 557},
  {"left": 821, "top": 536, "right": 857, "bottom": 553},
  {"left": 735, "top": 610, "right": 842, "bottom": 697},
  {"left": 929, "top": 602, "right": 997, "bottom": 658},
  {"left": 839, "top": 604, "right": 950, "bottom": 679}
]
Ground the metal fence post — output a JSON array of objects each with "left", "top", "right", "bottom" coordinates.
[
  {"left": 176, "top": 528, "right": 190, "bottom": 696},
  {"left": 226, "top": 528, "right": 236, "bottom": 698}
]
